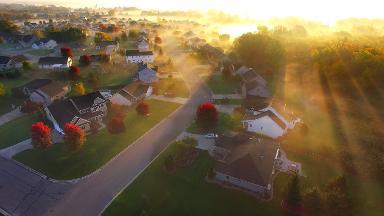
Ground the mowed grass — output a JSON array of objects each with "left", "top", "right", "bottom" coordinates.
[
  {"left": 13, "top": 100, "right": 180, "bottom": 180},
  {"left": 0, "top": 112, "right": 42, "bottom": 149},
  {"left": 103, "top": 141, "right": 286, "bottom": 216},
  {"left": 153, "top": 78, "right": 189, "bottom": 98},
  {"left": 206, "top": 75, "right": 240, "bottom": 94}
]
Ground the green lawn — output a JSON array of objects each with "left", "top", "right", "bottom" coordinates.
[
  {"left": 13, "top": 100, "right": 180, "bottom": 180},
  {"left": 153, "top": 78, "right": 189, "bottom": 98},
  {"left": 206, "top": 75, "right": 241, "bottom": 94},
  {"left": 214, "top": 98, "right": 243, "bottom": 105},
  {"left": 103, "top": 140, "right": 287, "bottom": 216},
  {"left": 0, "top": 112, "right": 42, "bottom": 149},
  {"left": 26, "top": 49, "right": 54, "bottom": 56}
]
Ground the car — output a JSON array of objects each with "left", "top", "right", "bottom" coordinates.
[{"left": 204, "top": 133, "right": 218, "bottom": 139}]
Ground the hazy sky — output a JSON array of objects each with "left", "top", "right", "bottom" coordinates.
[{"left": 2, "top": 0, "right": 383, "bottom": 24}]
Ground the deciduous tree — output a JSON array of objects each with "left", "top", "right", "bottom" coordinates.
[
  {"left": 303, "top": 187, "right": 324, "bottom": 216},
  {"left": 0, "top": 82, "right": 5, "bottom": 96},
  {"left": 31, "top": 122, "right": 52, "bottom": 149},
  {"left": 107, "top": 116, "right": 126, "bottom": 134},
  {"left": 21, "top": 100, "right": 41, "bottom": 113},
  {"left": 73, "top": 82, "right": 85, "bottom": 95},
  {"left": 196, "top": 102, "right": 218, "bottom": 129},
  {"left": 63, "top": 123, "right": 85, "bottom": 150},
  {"left": 136, "top": 101, "right": 149, "bottom": 116},
  {"left": 68, "top": 65, "right": 81, "bottom": 80},
  {"left": 79, "top": 55, "right": 91, "bottom": 66},
  {"left": 283, "top": 174, "right": 302, "bottom": 212},
  {"left": 61, "top": 47, "right": 73, "bottom": 57}
]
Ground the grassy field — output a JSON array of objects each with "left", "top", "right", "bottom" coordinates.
[
  {"left": 153, "top": 77, "right": 189, "bottom": 98},
  {"left": 14, "top": 99, "right": 180, "bottom": 180},
  {"left": 102, "top": 140, "right": 288, "bottom": 216},
  {"left": 26, "top": 49, "right": 54, "bottom": 56},
  {"left": 0, "top": 112, "right": 42, "bottom": 149},
  {"left": 207, "top": 75, "right": 240, "bottom": 94}
]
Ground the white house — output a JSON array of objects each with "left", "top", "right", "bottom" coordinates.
[
  {"left": 126, "top": 50, "right": 154, "bottom": 64},
  {"left": 110, "top": 81, "right": 152, "bottom": 106},
  {"left": 241, "top": 106, "right": 301, "bottom": 139},
  {"left": 38, "top": 57, "right": 72, "bottom": 69},
  {"left": 32, "top": 38, "right": 57, "bottom": 50}
]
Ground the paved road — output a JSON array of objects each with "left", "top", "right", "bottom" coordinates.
[
  {"left": 42, "top": 54, "right": 212, "bottom": 216},
  {"left": 0, "top": 48, "right": 211, "bottom": 215}
]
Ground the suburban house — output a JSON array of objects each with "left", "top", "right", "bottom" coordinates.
[
  {"left": 95, "top": 40, "right": 119, "bottom": 51},
  {"left": 126, "top": 50, "right": 154, "bottom": 64},
  {"left": 38, "top": 57, "right": 73, "bottom": 69},
  {"left": 17, "top": 34, "right": 37, "bottom": 48},
  {"left": 137, "top": 63, "right": 157, "bottom": 84},
  {"left": 110, "top": 81, "right": 153, "bottom": 106},
  {"left": 20, "top": 79, "right": 52, "bottom": 96},
  {"left": 10, "top": 55, "right": 29, "bottom": 68},
  {"left": 236, "top": 66, "right": 271, "bottom": 109},
  {"left": 211, "top": 134, "right": 281, "bottom": 199},
  {"left": 32, "top": 38, "right": 57, "bottom": 49},
  {"left": 137, "top": 35, "right": 149, "bottom": 51},
  {"left": 0, "top": 56, "right": 16, "bottom": 70},
  {"left": 45, "top": 91, "right": 108, "bottom": 134},
  {"left": 29, "top": 81, "right": 70, "bottom": 105},
  {"left": 241, "top": 106, "right": 301, "bottom": 139}
]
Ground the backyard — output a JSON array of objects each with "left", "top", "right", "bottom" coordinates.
[
  {"left": 153, "top": 77, "right": 189, "bottom": 98},
  {"left": 13, "top": 99, "right": 180, "bottom": 180}
]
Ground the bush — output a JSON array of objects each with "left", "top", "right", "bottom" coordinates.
[
  {"left": 79, "top": 55, "right": 91, "bottom": 66},
  {"left": 63, "top": 123, "right": 85, "bottom": 150},
  {"left": 107, "top": 116, "right": 126, "bottom": 134},
  {"left": 68, "top": 66, "right": 81, "bottom": 80},
  {"left": 31, "top": 122, "right": 52, "bottom": 149},
  {"left": 196, "top": 102, "right": 218, "bottom": 130},
  {"left": 22, "top": 61, "right": 33, "bottom": 70},
  {"left": 21, "top": 100, "right": 42, "bottom": 113},
  {"left": 136, "top": 101, "right": 149, "bottom": 116},
  {"left": 61, "top": 47, "right": 73, "bottom": 57}
]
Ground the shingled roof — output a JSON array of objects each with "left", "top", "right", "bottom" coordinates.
[
  {"left": 215, "top": 138, "right": 279, "bottom": 187},
  {"left": 125, "top": 49, "right": 153, "bottom": 56},
  {"left": 38, "top": 57, "right": 69, "bottom": 65},
  {"left": 0, "top": 56, "right": 11, "bottom": 65},
  {"left": 69, "top": 91, "right": 105, "bottom": 111}
]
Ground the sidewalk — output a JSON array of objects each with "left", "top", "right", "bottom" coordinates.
[
  {"left": 0, "top": 107, "right": 25, "bottom": 127},
  {"left": 150, "top": 95, "right": 188, "bottom": 104},
  {"left": 216, "top": 105, "right": 240, "bottom": 114}
]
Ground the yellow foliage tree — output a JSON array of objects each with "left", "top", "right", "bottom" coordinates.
[
  {"left": 0, "top": 82, "right": 5, "bottom": 96},
  {"left": 73, "top": 82, "right": 85, "bottom": 95}
]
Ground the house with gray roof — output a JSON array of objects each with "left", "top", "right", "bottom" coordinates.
[
  {"left": 212, "top": 135, "right": 281, "bottom": 199},
  {"left": 125, "top": 50, "right": 154, "bottom": 64},
  {"left": 38, "top": 57, "right": 72, "bottom": 69},
  {"left": 32, "top": 38, "right": 57, "bottom": 50},
  {"left": 110, "top": 81, "right": 152, "bottom": 106}
]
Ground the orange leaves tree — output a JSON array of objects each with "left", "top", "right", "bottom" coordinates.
[
  {"left": 63, "top": 123, "right": 85, "bottom": 150},
  {"left": 136, "top": 101, "right": 149, "bottom": 116},
  {"left": 31, "top": 122, "right": 52, "bottom": 149},
  {"left": 61, "top": 47, "right": 73, "bottom": 57},
  {"left": 196, "top": 102, "right": 218, "bottom": 130},
  {"left": 107, "top": 116, "right": 126, "bottom": 134},
  {"left": 69, "top": 65, "right": 81, "bottom": 80}
]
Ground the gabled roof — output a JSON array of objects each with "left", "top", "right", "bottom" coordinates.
[
  {"left": 37, "top": 81, "right": 69, "bottom": 97},
  {"left": 96, "top": 40, "right": 118, "bottom": 47},
  {"left": 22, "top": 79, "right": 52, "bottom": 90},
  {"left": 38, "top": 57, "right": 69, "bottom": 65},
  {"left": 242, "top": 110, "right": 287, "bottom": 130},
  {"left": 70, "top": 91, "right": 105, "bottom": 111},
  {"left": 47, "top": 99, "right": 79, "bottom": 128},
  {"left": 34, "top": 38, "right": 54, "bottom": 44},
  {"left": 126, "top": 49, "right": 153, "bottom": 56},
  {"left": 121, "top": 82, "right": 150, "bottom": 99},
  {"left": 215, "top": 138, "right": 279, "bottom": 187},
  {"left": 10, "top": 55, "right": 29, "bottom": 63},
  {"left": 0, "top": 56, "right": 11, "bottom": 64}
]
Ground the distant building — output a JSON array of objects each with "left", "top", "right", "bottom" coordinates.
[
  {"left": 125, "top": 50, "right": 154, "bottom": 64},
  {"left": 32, "top": 38, "right": 57, "bottom": 50},
  {"left": 110, "top": 81, "right": 152, "bottom": 106},
  {"left": 0, "top": 56, "right": 16, "bottom": 70},
  {"left": 95, "top": 40, "right": 119, "bottom": 51},
  {"left": 38, "top": 57, "right": 72, "bottom": 69}
]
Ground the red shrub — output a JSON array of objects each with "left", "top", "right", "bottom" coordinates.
[
  {"left": 196, "top": 102, "right": 218, "bottom": 129},
  {"left": 107, "top": 116, "right": 126, "bottom": 134},
  {"left": 136, "top": 101, "right": 149, "bottom": 116},
  {"left": 31, "top": 122, "right": 52, "bottom": 149},
  {"left": 68, "top": 66, "right": 81, "bottom": 79},
  {"left": 80, "top": 55, "right": 91, "bottom": 66},
  {"left": 63, "top": 123, "right": 85, "bottom": 150},
  {"left": 21, "top": 100, "right": 42, "bottom": 113},
  {"left": 61, "top": 47, "right": 73, "bottom": 57}
]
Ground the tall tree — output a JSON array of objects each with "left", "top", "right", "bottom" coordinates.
[
  {"left": 31, "top": 122, "right": 52, "bottom": 149},
  {"left": 68, "top": 66, "right": 81, "bottom": 80},
  {"left": 0, "top": 82, "right": 5, "bottom": 96},
  {"left": 0, "top": 19, "right": 18, "bottom": 33},
  {"left": 61, "top": 47, "right": 73, "bottom": 57},
  {"left": 63, "top": 123, "right": 85, "bottom": 150},
  {"left": 324, "top": 176, "right": 351, "bottom": 216},
  {"left": 136, "top": 102, "right": 149, "bottom": 116},
  {"left": 196, "top": 102, "right": 218, "bottom": 130},
  {"left": 73, "top": 82, "right": 85, "bottom": 96}
]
